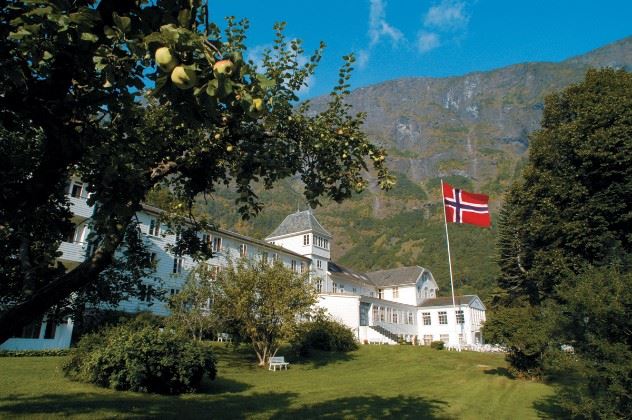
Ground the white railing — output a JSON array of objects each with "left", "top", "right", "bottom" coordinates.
[
  {"left": 58, "top": 241, "right": 91, "bottom": 263},
  {"left": 68, "top": 196, "right": 94, "bottom": 219}
]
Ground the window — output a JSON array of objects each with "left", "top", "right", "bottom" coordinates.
[
  {"left": 386, "top": 308, "right": 392, "bottom": 323},
  {"left": 149, "top": 219, "right": 160, "bottom": 236},
  {"left": 173, "top": 256, "right": 183, "bottom": 274},
  {"left": 43, "top": 319, "right": 57, "bottom": 339},
  {"left": 458, "top": 333, "right": 465, "bottom": 344},
  {"left": 440, "top": 334, "right": 449, "bottom": 344},
  {"left": 239, "top": 243, "right": 247, "bottom": 257},
  {"left": 423, "top": 312, "right": 431, "bottom": 325},
  {"left": 392, "top": 311, "right": 398, "bottom": 324},
  {"left": 212, "top": 237, "right": 222, "bottom": 252},
  {"left": 316, "top": 259, "right": 322, "bottom": 269},
  {"left": 324, "top": 239, "right": 329, "bottom": 249},
  {"left": 68, "top": 225, "right": 87, "bottom": 243},
  {"left": 352, "top": 287, "right": 357, "bottom": 294},
  {"left": 15, "top": 320, "right": 42, "bottom": 339},
  {"left": 169, "top": 288, "right": 180, "bottom": 296},
  {"left": 206, "top": 265, "right": 222, "bottom": 280},
  {"left": 423, "top": 335, "right": 433, "bottom": 346},
  {"left": 303, "top": 234, "right": 310, "bottom": 245},
  {"left": 339, "top": 283, "right": 345, "bottom": 294},
  {"left": 408, "top": 312, "right": 414, "bottom": 325},
  {"left": 438, "top": 311, "right": 448, "bottom": 325},
  {"left": 372, "top": 306, "right": 379, "bottom": 322},
  {"left": 272, "top": 253, "right": 279, "bottom": 262},
  {"left": 456, "top": 310, "right": 465, "bottom": 324},
  {"left": 315, "top": 278, "right": 323, "bottom": 293},
  {"left": 139, "top": 284, "right": 155, "bottom": 302},
  {"left": 299, "top": 262, "right": 305, "bottom": 273},
  {"left": 291, "top": 260, "right": 297, "bottom": 272},
  {"left": 378, "top": 288, "right": 384, "bottom": 299},
  {"left": 70, "top": 182, "right": 84, "bottom": 198},
  {"left": 393, "top": 287, "right": 399, "bottom": 299},
  {"left": 379, "top": 307, "right": 385, "bottom": 322},
  {"left": 262, "top": 251, "right": 269, "bottom": 264},
  {"left": 332, "top": 282, "right": 338, "bottom": 293}
]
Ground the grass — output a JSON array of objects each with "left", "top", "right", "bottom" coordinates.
[{"left": 0, "top": 344, "right": 561, "bottom": 419}]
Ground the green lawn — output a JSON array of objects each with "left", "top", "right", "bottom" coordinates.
[{"left": 0, "top": 345, "right": 560, "bottom": 419}]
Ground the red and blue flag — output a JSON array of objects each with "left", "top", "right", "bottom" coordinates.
[{"left": 442, "top": 182, "right": 491, "bottom": 228}]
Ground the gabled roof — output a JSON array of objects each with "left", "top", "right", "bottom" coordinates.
[
  {"left": 266, "top": 210, "right": 332, "bottom": 239},
  {"left": 418, "top": 295, "right": 483, "bottom": 308},
  {"left": 365, "top": 266, "right": 425, "bottom": 287}
]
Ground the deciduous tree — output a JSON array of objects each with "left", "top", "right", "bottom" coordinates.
[
  {"left": 488, "top": 68, "right": 632, "bottom": 416},
  {"left": 0, "top": 1, "right": 393, "bottom": 343},
  {"left": 212, "top": 259, "right": 316, "bottom": 367}
]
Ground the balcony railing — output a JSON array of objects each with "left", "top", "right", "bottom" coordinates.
[
  {"left": 58, "top": 241, "right": 92, "bottom": 264},
  {"left": 68, "top": 196, "right": 94, "bottom": 219}
]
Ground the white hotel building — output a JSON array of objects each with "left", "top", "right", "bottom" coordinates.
[{"left": 1, "top": 180, "right": 486, "bottom": 350}]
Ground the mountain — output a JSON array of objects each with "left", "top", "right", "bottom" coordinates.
[{"left": 195, "top": 36, "right": 632, "bottom": 302}]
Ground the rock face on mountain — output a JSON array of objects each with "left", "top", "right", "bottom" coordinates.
[
  {"left": 310, "top": 36, "right": 632, "bottom": 193},
  {"left": 200, "top": 36, "right": 632, "bottom": 299}
]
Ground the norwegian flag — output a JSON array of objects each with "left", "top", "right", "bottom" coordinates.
[{"left": 442, "top": 182, "right": 491, "bottom": 227}]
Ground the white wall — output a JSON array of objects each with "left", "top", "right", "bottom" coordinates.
[
  {"left": 316, "top": 294, "right": 360, "bottom": 338},
  {"left": 0, "top": 318, "right": 74, "bottom": 351},
  {"left": 416, "top": 305, "right": 481, "bottom": 345}
]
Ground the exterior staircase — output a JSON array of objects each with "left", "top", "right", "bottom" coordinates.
[{"left": 368, "top": 325, "right": 399, "bottom": 344}]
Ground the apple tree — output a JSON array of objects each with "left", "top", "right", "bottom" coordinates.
[{"left": 0, "top": 1, "right": 394, "bottom": 343}]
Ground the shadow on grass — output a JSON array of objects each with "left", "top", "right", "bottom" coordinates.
[
  {"left": 532, "top": 394, "right": 568, "bottom": 419},
  {"left": 270, "top": 394, "right": 451, "bottom": 419},
  {"left": 0, "top": 390, "right": 298, "bottom": 419},
  {"left": 199, "top": 376, "right": 252, "bottom": 394},
  {"left": 293, "top": 350, "right": 357, "bottom": 369},
  {"left": 483, "top": 367, "right": 515, "bottom": 379}
]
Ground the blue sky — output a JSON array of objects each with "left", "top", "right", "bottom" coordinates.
[{"left": 212, "top": 0, "right": 632, "bottom": 99}]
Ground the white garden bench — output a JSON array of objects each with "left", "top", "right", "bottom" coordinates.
[{"left": 268, "top": 356, "right": 289, "bottom": 371}]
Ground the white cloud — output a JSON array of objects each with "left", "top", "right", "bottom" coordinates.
[
  {"left": 368, "top": 0, "right": 404, "bottom": 47},
  {"left": 417, "top": 32, "right": 441, "bottom": 53},
  {"left": 356, "top": 49, "right": 370, "bottom": 70},
  {"left": 424, "top": 0, "right": 469, "bottom": 32}
]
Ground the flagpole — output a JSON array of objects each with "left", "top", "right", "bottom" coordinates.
[{"left": 441, "top": 179, "right": 459, "bottom": 350}]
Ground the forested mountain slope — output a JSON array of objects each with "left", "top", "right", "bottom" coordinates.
[{"left": 196, "top": 36, "right": 632, "bottom": 301}]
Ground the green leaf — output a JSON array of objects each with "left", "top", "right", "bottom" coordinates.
[
  {"left": 112, "top": 13, "right": 131, "bottom": 34},
  {"left": 256, "top": 74, "right": 275, "bottom": 90},
  {"left": 8, "top": 28, "right": 32, "bottom": 40},
  {"left": 217, "top": 78, "right": 233, "bottom": 98},
  {"left": 80, "top": 32, "right": 98, "bottom": 42},
  {"left": 206, "top": 79, "right": 218, "bottom": 97}
]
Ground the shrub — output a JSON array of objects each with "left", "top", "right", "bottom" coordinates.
[
  {"left": 430, "top": 341, "right": 445, "bottom": 350},
  {"left": 71, "top": 310, "right": 164, "bottom": 344},
  {"left": 63, "top": 321, "right": 216, "bottom": 394},
  {"left": 291, "top": 315, "right": 358, "bottom": 356},
  {"left": 0, "top": 349, "right": 69, "bottom": 357}
]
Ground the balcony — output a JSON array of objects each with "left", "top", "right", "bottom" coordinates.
[
  {"left": 68, "top": 196, "right": 94, "bottom": 220},
  {"left": 58, "top": 241, "right": 92, "bottom": 266}
]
